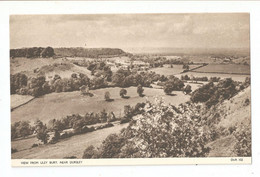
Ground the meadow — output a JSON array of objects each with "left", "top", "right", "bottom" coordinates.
[
  {"left": 192, "top": 64, "right": 250, "bottom": 75},
  {"left": 11, "top": 86, "right": 191, "bottom": 124},
  {"left": 149, "top": 64, "right": 202, "bottom": 76},
  {"left": 12, "top": 123, "right": 128, "bottom": 159}
]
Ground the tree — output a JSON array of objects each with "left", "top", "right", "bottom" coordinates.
[
  {"left": 120, "top": 89, "right": 127, "bottom": 98},
  {"left": 34, "top": 120, "right": 49, "bottom": 144},
  {"left": 104, "top": 91, "right": 111, "bottom": 101},
  {"left": 100, "top": 109, "right": 108, "bottom": 123},
  {"left": 163, "top": 76, "right": 184, "bottom": 95},
  {"left": 124, "top": 105, "right": 133, "bottom": 119},
  {"left": 16, "top": 121, "right": 32, "bottom": 138},
  {"left": 10, "top": 73, "right": 28, "bottom": 94},
  {"left": 11, "top": 121, "right": 32, "bottom": 139},
  {"left": 137, "top": 85, "right": 144, "bottom": 97},
  {"left": 184, "top": 85, "right": 192, "bottom": 94},
  {"left": 41, "top": 46, "right": 55, "bottom": 58}
]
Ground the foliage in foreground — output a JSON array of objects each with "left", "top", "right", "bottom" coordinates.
[
  {"left": 83, "top": 99, "right": 211, "bottom": 158},
  {"left": 234, "top": 124, "right": 251, "bottom": 157}
]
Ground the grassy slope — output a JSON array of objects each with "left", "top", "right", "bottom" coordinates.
[
  {"left": 11, "top": 87, "right": 190, "bottom": 124},
  {"left": 11, "top": 57, "right": 94, "bottom": 80},
  {"left": 207, "top": 86, "right": 251, "bottom": 157},
  {"left": 12, "top": 123, "right": 128, "bottom": 159},
  {"left": 11, "top": 94, "right": 34, "bottom": 109}
]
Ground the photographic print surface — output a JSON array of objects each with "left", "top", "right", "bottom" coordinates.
[{"left": 10, "top": 13, "right": 251, "bottom": 165}]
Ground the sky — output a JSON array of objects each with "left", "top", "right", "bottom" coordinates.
[{"left": 10, "top": 13, "right": 250, "bottom": 51}]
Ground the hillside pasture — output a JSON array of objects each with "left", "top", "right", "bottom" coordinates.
[
  {"left": 10, "top": 57, "right": 93, "bottom": 80},
  {"left": 10, "top": 57, "right": 65, "bottom": 75},
  {"left": 11, "top": 87, "right": 190, "bottom": 124},
  {"left": 12, "top": 123, "right": 128, "bottom": 159}
]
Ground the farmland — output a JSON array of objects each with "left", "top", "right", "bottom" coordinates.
[
  {"left": 12, "top": 123, "right": 128, "bottom": 159},
  {"left": 149, "top": 64, "right": 202, "bottom": 76},
  {"left": 11, "top": 86, "right": 191, "bottom": 124},
  {"left": 11, "top": 94, "right": 34, "bottom": 110},
  {"left": 191, "top": 64, "right": 250, "bottom": 75}
]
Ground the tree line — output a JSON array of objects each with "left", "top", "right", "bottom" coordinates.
[
  {"left": 11, "top": 66, "right": 186, "bottom": 97},
  {"left": 10, "top": 47, "right": 55, "bottom": 58},
  {"left": 11, "top": 102, "right": 145, "bottom": 145},
  {"left": 190, "top": 77, "right": 250, "bottom": 108}
]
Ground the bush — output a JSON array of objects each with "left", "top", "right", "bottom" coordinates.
[
  {"left": 82, "top": 145, "right": 99, "bottom": 159},
  {"left": 31, "top": 143, "right": 38, "bottom": 148},
  {"left": 234, "top": 125, "right": 251, "bottom": 157}
]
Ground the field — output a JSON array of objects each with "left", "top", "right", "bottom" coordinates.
[
  {"left": 10, "top": 57, "right": 93, "bottom": 80},
  {"left": 149, "top": 64, "right": 201, "bottom": 76},
  {"left": 192, "top": 64, "right": 250, "bottom": 75},
  {"left": 11, "top": 86, "right": 191, "bottom": 124},
  {"left": 11, "top": 94, "right": 34, "bottom": 110},
  {"left": 176, "top": 72, "right": 249, "bottom": 82},
  {"left": 12, "top": 123, "right": 128, "bottom": 159}
]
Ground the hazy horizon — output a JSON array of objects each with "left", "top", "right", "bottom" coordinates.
[{"left": 10, "top": 13, "right": 250, "bottom": 50}]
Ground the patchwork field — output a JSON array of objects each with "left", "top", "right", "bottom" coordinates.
[{"left": 11, "top": 86, "right": 191, "bottom": 124}]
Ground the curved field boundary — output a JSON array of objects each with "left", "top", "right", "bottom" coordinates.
[{"left": 11, "top": 97, "right": 35, "bottom": 112}]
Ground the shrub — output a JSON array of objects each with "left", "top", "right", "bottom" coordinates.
[
  {"left": 31, "top": 144, "right": 38, "bottom": 148},
  {"left": 234, "top": 125, "right": 251, "bottom": 157},
  {"left": 82, "top": 145, "right": 99, "bottom": 159}
]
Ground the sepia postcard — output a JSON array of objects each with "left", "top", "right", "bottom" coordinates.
[{"left": 10, "top": 13, "right": 251, "bottom": 166}]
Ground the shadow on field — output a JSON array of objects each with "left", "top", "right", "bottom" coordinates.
[
  {"left": 122, "top": 96, "right": 130, "bottom": 99},
  {"left": 106, "top": 99, "right": 115, "bottom": 102},
  {"left": 167, "top": 93, "right": 177, "bottom": 96}
]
